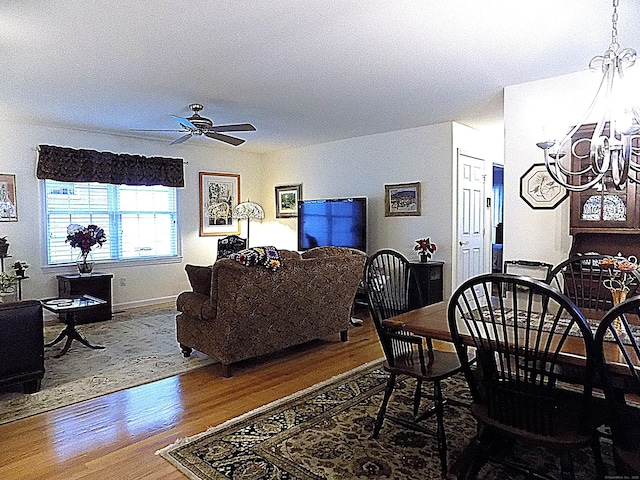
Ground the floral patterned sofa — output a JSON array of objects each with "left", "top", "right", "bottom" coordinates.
[{"left": 176, "top": 246, "right": 367, "bottom": 376}]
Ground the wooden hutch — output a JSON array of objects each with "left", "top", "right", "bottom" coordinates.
[{"left": 568, "top": 123, "right": 640, "bottom": 259}]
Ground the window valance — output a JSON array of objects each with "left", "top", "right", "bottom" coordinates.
[{"left": 36, "top": 145, "right": 184, "bottom": 187}]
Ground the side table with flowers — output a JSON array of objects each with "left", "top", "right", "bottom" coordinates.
[
  {"left": 66, "top": 224, "right": 107, "bottom": 275},
  {"left": 414, "top": 238, "right": 437, "bottom": 263}
]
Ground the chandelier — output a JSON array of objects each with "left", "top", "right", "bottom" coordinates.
[{"left": 536, "top": 0, "right": 640, "bottom": 192}]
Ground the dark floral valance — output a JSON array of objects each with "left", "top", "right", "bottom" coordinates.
[{"left": 36, "top": 145, "right": 184, "bottom": 187}]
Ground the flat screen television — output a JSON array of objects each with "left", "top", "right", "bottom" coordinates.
[{"left": 297, "top": 197, "right": 367, "bottom": 252}]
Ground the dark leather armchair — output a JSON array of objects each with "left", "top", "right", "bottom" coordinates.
[{"left": 0, "top": 300, "right": 45, "bottom": 393}]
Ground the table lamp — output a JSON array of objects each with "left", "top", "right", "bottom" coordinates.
[{"left": 232, "top": 199, "right": 264, "bottom": 246}]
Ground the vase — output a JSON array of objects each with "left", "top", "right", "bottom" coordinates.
[
  {"left": 610, "top": 287, "right": 628, "bottom": 306},
  {"left": 76, "top": 251, "right": 94, "bottom": 275},
  {"left": 419, "top": 253, "right": 429, "bottom": 263}
]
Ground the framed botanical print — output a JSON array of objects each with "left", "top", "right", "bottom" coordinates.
[
  {"left": 519, "top": 163, "right": 568, "bottom": 209},
  {"left": 384, "top": 182, "right": 421, "bottom": 217},
  {"left": 0, "top": 174, "right": 17, "bottom": 221},
  {"left": 275, "top": 184, "right": 302, "bottom": 218},
  {"left": 199, "top": 172, "right": 240, "bottom": 236}
]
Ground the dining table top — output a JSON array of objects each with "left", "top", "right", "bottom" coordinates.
[{"left": 382, "top": 300, "right": 640, "bottom": 374}]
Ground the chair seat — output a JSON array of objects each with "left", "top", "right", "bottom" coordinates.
[
  {"left": 613, "top": 406, "right": 640, "bottom": 474},
  {"left": 470, "top": 387, "right": 606, "bottom": 450},
  {"left": 384, "top": 350, "right": 463, "bottom": 382}
]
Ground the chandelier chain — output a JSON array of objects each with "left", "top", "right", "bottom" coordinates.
[{"left": 612, "top": 0, "right": 619, "bottom": 49}]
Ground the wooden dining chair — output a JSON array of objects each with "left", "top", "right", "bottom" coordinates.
[
  {"left": 364, "top": 249, "right": 464, "bottom": 475},
  {"left": 447, "top": 273, "right": 605, "bottom": 480},
  {"left": 546, "top": 254, "right": 622, "bottom": 319},
  {"left": 594, "top": 296, "right": 640, "bottom": 476}
]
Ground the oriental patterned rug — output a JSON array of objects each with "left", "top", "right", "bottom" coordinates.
[
  {"left": 0, "top": 304, "right": 214, "bottom": 425},
  {"left": 157, "top": 361, "right": 610, "bottom": 480}
]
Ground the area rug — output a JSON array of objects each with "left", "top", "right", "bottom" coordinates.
[
  {"left": 157, "top": 360, "right": 609, "bottom": 480},
  {"left": 0, "top": 304, "right": 214, "bottom": 425}
]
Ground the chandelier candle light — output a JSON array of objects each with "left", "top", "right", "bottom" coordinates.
[
  {"left": 537, "top": 0, "right": 640, "bottom": 192},
  {"left": 66, "top": 224, "right": 107, "bottom": 275}
]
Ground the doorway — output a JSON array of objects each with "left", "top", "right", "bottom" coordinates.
[{"left": 492, "top": 164, "right": 504, "bottom": 272}]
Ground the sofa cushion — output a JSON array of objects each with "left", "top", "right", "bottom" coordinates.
[
  {"left": 229, "top": 246, "right": 282, "bottom": 271},
  {"left": 185, "top": 264, "right": 212, "bottom": 296}
]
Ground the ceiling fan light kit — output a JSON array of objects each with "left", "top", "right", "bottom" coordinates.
[{"left": 134, "top": 103, "right": 255, "bottom": 146}]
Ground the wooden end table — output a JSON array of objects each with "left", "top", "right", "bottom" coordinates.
[{"left": 42, "top": 295, "right": 107, "bottom": 358}]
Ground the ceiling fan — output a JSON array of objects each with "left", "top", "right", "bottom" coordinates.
[{"left": 132, "top": 103, "right": 256, "bottom": 146}]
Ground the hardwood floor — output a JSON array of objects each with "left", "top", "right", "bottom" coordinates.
[{"left": 0, "top": 306, "right": 384, "bottom": 480}]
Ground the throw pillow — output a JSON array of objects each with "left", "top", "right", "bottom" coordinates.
[{"left": 229, "top": 246, "right": 282, "bottom": 271}]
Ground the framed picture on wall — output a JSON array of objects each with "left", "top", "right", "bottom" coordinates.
[
  {"left": 384, "top": 182, "right": 421, "bottom": 217},
  {"left": 0, "top": 174, "right": 18, "bottom": 222},
  {"left": 199, "top": 172, "right": 240, "bottom": 236},
  {"left": 519, "top": 163, "right": 568, "bottom": 209},
  {"left": 275, "top": 184, "right": 302, "bottom": 218}
]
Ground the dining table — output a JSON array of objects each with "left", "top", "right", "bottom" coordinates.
[{"left": 382, "top": 299, "right": 640, "bottom": 375}]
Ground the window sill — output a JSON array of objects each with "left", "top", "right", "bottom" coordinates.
[{"left": 41, "top": 256, "right": 183, "bottom": 275}]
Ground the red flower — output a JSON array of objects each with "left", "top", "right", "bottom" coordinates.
[{"left": 414, "top": 238, "right": 437, "bottom": 256}]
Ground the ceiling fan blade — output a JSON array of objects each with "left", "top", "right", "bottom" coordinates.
[
  {"left": 207, "top": 123, "right": 256, "bottom": 133},
  {"left": 204, "top": 132, "right": 246, "bottom": 146},
  {"left": 171, "top": 115, "right": 197, "bottom": 131},
  {"left": 170, "top": 133, "right": 193, "bottom": 145},
  {"left": 129, "top": 128, "right": 183, "bottom": 132}
]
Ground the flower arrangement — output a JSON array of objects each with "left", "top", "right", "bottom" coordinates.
[
  {"left": 66, "top": 224, "right": 107, "bottom": 254},
  {"left": 414, "top": 238, "right": 437, "bottom": 260},
  {"left": 599, "top": 255, "right": 638, "bottom": 304}
]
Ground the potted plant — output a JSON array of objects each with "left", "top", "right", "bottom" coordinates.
[
  {"left": 414, "top": 238, "right": 437, "bottom": 262},
  {"left": 0, "top": 271, "right": 16, "bottom": 302},
  {"left": 12, "top": 260, "right": 29, "bottom": 278},
  {"left": 0, "top": 237, "right": 9, "bottom": 258}
]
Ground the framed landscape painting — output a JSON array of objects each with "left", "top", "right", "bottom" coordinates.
[
  {"left": 0, "top": 174, "right": 17, "bottom": 221},
  {"left": 199, "top": 172, "right": 240, "bottom": 236},
  {"left": 384, "top": 182, "right": 421, "bottom": 217},
  {"left": 275, "top": 184, "right": 302, "bottom": 218}
]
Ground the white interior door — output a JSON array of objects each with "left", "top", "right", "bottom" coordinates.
[{"left": 457, "top": 151, "right": 487, "bottom": 287}]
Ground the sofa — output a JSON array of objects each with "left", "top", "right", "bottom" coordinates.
[
  {"left": 0, "top": 300, "right": 45, "bottom": 393},
  {"left": 176, "top": 246, "right": 367, "bottom": 376}
]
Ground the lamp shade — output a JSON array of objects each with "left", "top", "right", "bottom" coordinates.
[{"left": 232, "top": 200, "right": 264, "bottom": 220}]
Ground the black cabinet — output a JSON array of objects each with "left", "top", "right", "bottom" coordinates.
[
  {"left": 408, "top": 261, "right": 444, "bottom": 309},
  {"left": 0, "top": 300, "right": 44, "bottom": 393},
  {"left": 57, "top": 273, "right": 113, "bottom": 324}
]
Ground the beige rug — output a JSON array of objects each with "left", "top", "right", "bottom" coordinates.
[
  {"left": 157, "top": 361, "right": 610, "bottom": 479},
  {"left": 0, "top": 304, "right": 214, "bottom": 425}
]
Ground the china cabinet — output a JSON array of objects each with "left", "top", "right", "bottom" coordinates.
[{"left": 568, "top": 122, "right": 640, "bottom": 258}]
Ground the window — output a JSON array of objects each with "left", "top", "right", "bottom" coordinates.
[{"left": 44, "top": 180, "right": 179, "bottom": 265}]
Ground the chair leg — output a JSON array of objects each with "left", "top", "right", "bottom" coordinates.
[
  {"left": 434, "top": 380, "right": 448, "bottom": 475},
  {"left": 559, "top": 451, "right": 575, "bottom": 480},
  {"left": 413, "top": 379, "right": 423, "bottom": 417},
  {"left": 373, "top": 373, "right": 396, "bottom": 439}
]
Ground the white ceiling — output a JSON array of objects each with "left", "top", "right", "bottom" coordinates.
[{"left": 2, "top": 1, "right": 639, "bottom": 154}]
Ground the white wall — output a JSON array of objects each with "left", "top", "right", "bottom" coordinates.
[
  {"left": 0, "top": 119, "right": 264, "bottom": 309},
  {"left": 257, "top": 121, "right": 492, "bottom": 298},
  {"left": 0, "top": 116, "right": 496, "bottom": 308},
  {"left": 503, "top": 69, "right": 603, "bottom": 266}
]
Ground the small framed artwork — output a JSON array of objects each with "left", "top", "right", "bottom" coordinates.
[
  {"left": 199, "top": 172, "right": 240, "bottom": 236},
  {"left": 519, "top": 163, "right": 568, "bottom": 210},
  {"left": 384, "top": 182, "right": 421, "bottom": 217},
  {"left": 275, "top": 184, "right": 302, "bottom": 218},
  {"left": 0, "top": 174, "right": 17, "bottom": 222}
]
